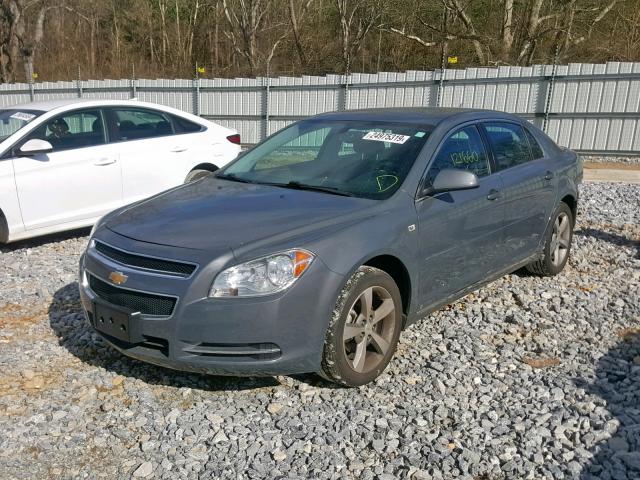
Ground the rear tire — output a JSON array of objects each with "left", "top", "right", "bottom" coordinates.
[
  {"left": 185, "top": 169, "right": 213, "bottom": 183},
  {"left": 320, "top": 266, "right": 402, "bottom": 387},
  {"left": 526, "top": 202, "right": 574, "bottom": 276}
]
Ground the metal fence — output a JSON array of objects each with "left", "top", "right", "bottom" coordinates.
[{"left": 1, "top": 61, "right": 640, "bottom": 154}]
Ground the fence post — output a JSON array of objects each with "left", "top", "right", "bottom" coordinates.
[
  {"left": 338, "top": 73, "right": 350, "bottom": 111},
  {"left": 130, "top": 64, "right": 137, "bottom": 99},
  {"left": 193, "top": 75, "right": 201, "bottom": 116},
  {"left": 27, "top": 63, "right": 35, "bottom": 101},
  {"left": 542, "top": 45, "right": 560, "bottom": 133},
  {"left": 76, "top": 66, "right": 83, "bottom": 98},
  {"left": 261, "top": 76, "right": 270, "bottom": 141}
]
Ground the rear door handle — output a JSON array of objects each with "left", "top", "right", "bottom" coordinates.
[
  {"left": 486, "top": 189, "right": 501, "bottom": 201},
  {"left": 170, "top": 146, "right": 188, "bottom": 153},
  {"left": 94, "top": 158, "right": 116, "bottom": 166},
  {"left": 544, "top": 171, "right": 554, "bottom": 180}
]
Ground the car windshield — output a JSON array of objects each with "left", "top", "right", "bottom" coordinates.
[
  {"left": 0, "top": 109, "right": 44, "bottom": 142},
  {"left": 218, "top": 120, "right": 433, "bottom": 199}
]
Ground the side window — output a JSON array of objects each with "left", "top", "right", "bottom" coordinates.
[
  {"left": 524, "top": 127, "right": 545, "bottom": 159},
  {"left": 23, "top": 109, "right": 105, "bottom": 151},
  {"left": 253, "top": 126, "right": 330, "bottom": 170},
  {"left": 429, "top": 125, "right": 490, "bottom": 179},
  {"left": 171, "top": 114, "right": 204, "bottom": 134},
  {"left": 484, "top": 122, "right": 533, "bottom": 171},
  {"left": 112, "top": 108, "right": 173, "bottom": 141}
]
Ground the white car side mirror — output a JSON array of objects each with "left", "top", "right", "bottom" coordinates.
[{"left": 19, "top": 138, "right": 53, "bottom": 156}]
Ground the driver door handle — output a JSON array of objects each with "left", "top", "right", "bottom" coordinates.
[
  {"left": 170, "top": 146, "right": 188, "bottom": 153},
  {"left": 486, "top": 189, "right": 501, "bottom": 201},
  {"left": 94, "top": 158, "right": 116, "bottom": 166}
]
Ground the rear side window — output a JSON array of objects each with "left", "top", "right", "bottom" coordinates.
[
  {"left": 484, "top": 122, "right": 532, "bottom": 171},
  {"left": 429, "top": 125, "right": 490, "bottom": 179},
  {"left": 112, "top": 108, "right": 173, "bottom": 141},
  {"left": 524, "top": 127, "right": 545, "bottom": 159},
  {"left": 171, "top": 114, "right": 204, "bottom": 134},
  {"left": 23, "top": 109, "right": 106, "bottom": 151}
]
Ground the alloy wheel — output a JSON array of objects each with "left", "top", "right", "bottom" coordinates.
[
  {"left": 342, "top": 286, "right": 396, "bottom": 373},
  {"left": 550, "top": 211, "right": 571, "bottom": 267}
]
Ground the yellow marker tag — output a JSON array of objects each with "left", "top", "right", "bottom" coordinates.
[
  {"left": 197, "top": 66, "right": 206, "bottom": 74},
  {"left": 32, "top": 72, "right": 39, "bottom": 79},
  {"left": 447, "top": 56, "right": 458, "bottom": 64}
]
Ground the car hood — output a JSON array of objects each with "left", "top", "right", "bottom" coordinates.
[{"left": 106, "top": 178, "right": 376, "bottom": 251}]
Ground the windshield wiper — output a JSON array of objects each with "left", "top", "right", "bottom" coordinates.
[
  {"left": 214, "top": 172, "right": 256, "bottom": 184},
  {"left": 274, "top": 181, "right": 355, "bottom": 197}
]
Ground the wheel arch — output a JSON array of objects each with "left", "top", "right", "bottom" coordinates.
[
  {"left": 190, "top": 163, "right": 219, "bottom": 173},
  {"left": 362, "top": 254, "right": 412, "bottom": 319},
  {"left": 0, "top": 208, "right": 8, "bottom": 244},
  {"left": 560, "top": 193, "right": 577, "bottom": 225}
]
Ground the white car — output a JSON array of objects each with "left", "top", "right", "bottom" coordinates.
[{"left": 0, "top": 99, "right": 241, "bottom": 243}]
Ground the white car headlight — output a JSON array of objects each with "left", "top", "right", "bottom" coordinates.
[
  {"left": 89, "top": 217, "right": 102, "bottom": 238},
  {"left": 210, "top": 249, "right": 315, "bottom": 297}
]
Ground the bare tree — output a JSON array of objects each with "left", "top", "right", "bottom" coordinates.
[
  {"left": 222, "top": 0, "right": 269, "bottom": 74},
  {"left": 501, "top": 0, "right": 514, "bottom": 62},
  {"left": 0, "top": 0, "right": 63, "bottom": 82},
  {"left": 288, "top": 0, "right": 314, "bottom": 67},
  {"left": 335, "top": 0, "right": 382, "bottom": 74}
]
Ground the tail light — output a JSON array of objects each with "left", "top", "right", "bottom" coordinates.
[{"left": 226, "top": 134, "right": 241, "bottom": 145}]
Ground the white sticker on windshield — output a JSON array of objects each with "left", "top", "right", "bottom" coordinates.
[
  {"left": 10, "top": 112, "right": 36, "bottom": 122},
  {"left": 362, "top": 131, "right": 410, "bottom": 144}
]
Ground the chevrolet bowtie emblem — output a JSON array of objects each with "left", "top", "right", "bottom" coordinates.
[{"left": 109, "top": 271, "right": 128, "bottom": 285}]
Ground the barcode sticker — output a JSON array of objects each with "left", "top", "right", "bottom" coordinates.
[
  {"left": 362, "top": 131, "right": 410, "bottom": 144},
  {"left": 10, "top": 112, "right": 36, "bottom": 122}
]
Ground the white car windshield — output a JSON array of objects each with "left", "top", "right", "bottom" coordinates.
[
  {"left": 0, "top": 109, "right": 44, "bottom": 142},
  {"left": 217, "top": 120, "right": 434, "bottom": 200}
]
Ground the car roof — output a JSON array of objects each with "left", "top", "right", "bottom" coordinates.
[
  {"left": 4, "top": 98, "right": 163, "bottom": 113},
  {"left": 313, "top": 107, "right": 523, "bottom": 126}
]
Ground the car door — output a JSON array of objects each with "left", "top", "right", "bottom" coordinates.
[
  {"left": 106, "top": 107, "right": 190, "bottom": 204},
  {"left": 415, "top": 124, "right": 505, "bottom": 310},
  {"left": 481, "top": 121, "right": 556, "bottom": 262},
  {"left": 12, "top": 108, "right": 122, "bottom": 230}
]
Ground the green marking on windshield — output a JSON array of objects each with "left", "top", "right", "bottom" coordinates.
[{"left": 376, "top": 175, "right": 399, "bottom": 192}]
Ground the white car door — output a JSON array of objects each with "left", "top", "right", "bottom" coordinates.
[
  {"left": 107, "top": 107, "right": 190, "bottom": 204},
  {"left": 13, "top": 108, "right": 122, "bottom": 230}
]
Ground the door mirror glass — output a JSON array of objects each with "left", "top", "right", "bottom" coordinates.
[
  {"left": 425, "top": 168, "right": 479, "bottom": 195},
  {"left": 18, "top": 138, "right": 53, "bottom": 156}
]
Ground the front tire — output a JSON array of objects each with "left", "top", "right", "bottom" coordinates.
[
  {"left": 320, "top": 266, "right": 403, "bottom": 387},
  {"left": 526, "top": 202, "right": 574, "bottom": 276},
  {"left": 185, "top": 169, "right": 213, "bottom": 183}
]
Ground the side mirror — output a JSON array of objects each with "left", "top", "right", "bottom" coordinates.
[
  {"left": 423, "top": 168, "right": 479, "bottom": 196},
  {"left": 18, "top": 138, "right": 53, "bottom": 156}
]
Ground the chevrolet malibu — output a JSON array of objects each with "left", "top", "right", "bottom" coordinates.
[
  {"left": 0, "top": 99, "right": 240, "bottom": 243},
  {"left": 80, "top": 108, "right": 582, "bottom": 386}
]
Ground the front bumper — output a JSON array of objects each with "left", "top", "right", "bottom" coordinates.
[{"left": 79, "top": 229, "right": 344, "bottom": 376}]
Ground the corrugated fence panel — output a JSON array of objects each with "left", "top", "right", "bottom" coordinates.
[{"left": 0, "top": 62, "right": 639, "bottom": 152}]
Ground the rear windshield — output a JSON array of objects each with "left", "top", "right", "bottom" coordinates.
[
  {"left": 0, "top": 109, "right": 45, "bottom": 142},
  {"left": 219, "top": 120, "right": 433, "bottom": 199}
]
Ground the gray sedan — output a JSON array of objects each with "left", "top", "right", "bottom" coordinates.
[{"left": 79, "top": 108, "right": 582, "bottom": 386}]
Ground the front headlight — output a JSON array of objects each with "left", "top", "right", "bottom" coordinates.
[{"left": 210, "top": 249, "right": 315, "bottom": 297}]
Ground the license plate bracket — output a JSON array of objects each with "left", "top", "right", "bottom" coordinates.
[{"left": 93, "top": 301, "right": 138, "bottom": 343}]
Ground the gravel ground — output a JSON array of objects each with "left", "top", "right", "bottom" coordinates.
[
  {"left": 581, "top": 155, "right": 640, "bottom": 166},
  {"left": 0, "top": 182, "right": 638, "bottom": 480}
]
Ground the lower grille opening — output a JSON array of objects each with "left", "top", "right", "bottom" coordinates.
[
  {"left": 89, "top": 274, "right": 176, "bottom": 316},
  {"left": 183, "top": 342, "right": 281, "bottom": 360},
  {"left": 141, "top": 335, "right": 169, "bottom": 356}
]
